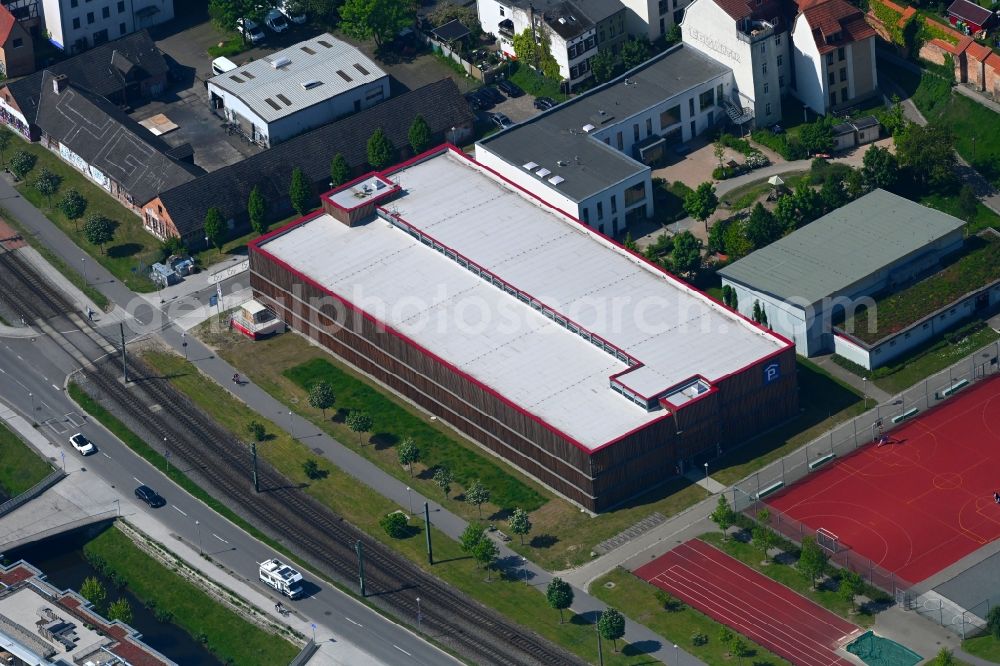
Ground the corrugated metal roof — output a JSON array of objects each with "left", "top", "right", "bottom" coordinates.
[
  {"left": 718, "top": 189, "right": 966, "bottom": 305},
  {"left": 206, "top": 33, "right": 386, "bottom": 122}
]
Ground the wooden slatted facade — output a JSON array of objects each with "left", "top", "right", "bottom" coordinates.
[{"left": 250, "top": 239, "right": 798, "bottom": 512}]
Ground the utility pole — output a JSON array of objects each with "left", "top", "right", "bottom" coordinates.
[
  {"left": 120, "top": 323, "right": 128, "bottom": 382},
  {"left": 596, "top": 621, "right": 604, "bottom": 666},
  {"left": 356, "top": 540, "right": 367, "bottom": 597},
  {"left": 250, "top": 441, "right": 260, "bottom": 493},
  {"left": 424, "top": 502, "right": 433, "bottom": 565}
]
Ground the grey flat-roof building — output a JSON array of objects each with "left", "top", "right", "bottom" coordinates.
[
  {"left": 718, "top": 189, "right": 966, "bottom": 356},
  {"left": 475, "top": 44, "right": 734, "bottom": 239}
]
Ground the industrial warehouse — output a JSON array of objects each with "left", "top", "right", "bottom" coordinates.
[{"left": 249, "top": 146, "right": 797, "bottom": 511}]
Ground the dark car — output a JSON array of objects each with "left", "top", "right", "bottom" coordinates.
[
  {"left": 135, "top": 485, "right": 166, "bottom": 508},
  {"left": 497, "top": 79, "right": 525, "bottom": 97},
  {"left": 490, "top": 112, "right": 514, "bottom": 129},
  {"left": 466, "top": 90, "right": 493, "bottom": 111},
  {"left": 534, "top": 96, "right": 557, "bottom": 111},
  {"left": 479, "top": 86, "right": 506, "bottom": 105}
]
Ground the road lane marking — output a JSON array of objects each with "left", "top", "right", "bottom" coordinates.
[
  {"left": 102, "top": 452, "right": 111, "bottom": 459},
  {"left": 133, "top": 477, "right": 142, "bottom": 484},
  {"left": 345, "top": 617, "right": 361, "bottom": 627},
  {"left": 172, "top": 506, "right": 187, "bottom": 516},
  {"left": 212, "top": 533, "right": 228, "bottom": 543},
  {"left": 52, "top": 384, "right": 60, "bottom": 391},
  {"left": 393, "top": 646, "right": 412, "bottom": 656}
]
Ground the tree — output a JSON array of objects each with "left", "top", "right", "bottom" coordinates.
[
  {"left": 209, "top": 0, "right": 252, "bottom": 33},
  {"left": 800, "top": 117, "right": 834, "bottom": 155},
  {"left": 428, "top": 3, "right": 483, "bottom": 40},
  {"left": 84, "top": 214, "right": 115, "bottom": 254},
  {"left": 666, "top": 23, "right": 682, "bottom": 44},
  {"left": 744, "top": 202, "right": 782, "bottom": 249},
  {"left": 597, "top": 607, "right": 626, "bottom": 652},
  {"left": 512, "top": 28, "right": 560, "bottom": 81},
  {"left": 346, "top": 410, "right": 373, "bottom": 445},
  {"left": 683, "top": 181, "right": 718, "bottom": 233},
  {"left": 730, "top": 636, "right": 750, "bottom": 663},
  {"left": 248, "top": 185, "right": 267, "bottom": 236},
  {"left": 819, "top": 177, "right": 848, "bottom": 212},
  {"left": 288, "top": 167, "right": 311, "bottom": 216},
  {"left": 988, "top": 604, "right": 1000, "bottom": 639},
  {"left": 0, "top": 126, "right": 12, "bottom": 165},
  {"left": 367, "top": 128, "right": 394, "bottom": 169},
  {"left": 839, "top": 569, "right": 863, "bottom": 612},
  {"left": 670, "top": 230, "right": 702, "bottom": 276},
  {"left": 709, "top": 495, "right": 735, "bottom": 541},
  {"left": 246, "top": 420, "right": 266, "bottom": 441},
  {"left": 590, "top": 48, "right": 617, "bottom": 84},
  {"left": 773, "top": 193, "right": 800, "bottom": 233},
  {"left": 339, "top": 0, "right": 415, "bottom": 50},
  {"left": 707, "top": 217, "right": 730, "bottom": 254},
  {"left": 330, "top": 152, "right": 351, "bottom": 187},
  {"left": 792, "top": 183, "right": 824, "bottom": 226},
  {"left": 957, "top": 184, "right": 978, "bottom": 223},
  {"left": 713, "top": 140, "right": 726, "bottom": 170},
  {"left": 59, "top": 188, "right": 87, "bottom": 230},
  {"left": 895, "top": 122, "right": 956, "bottom": 191},
  {"left": 844, "top": 168, "right": 865, "bottom": 201},
  {"left": 203, "top": 207, "right": 225, "bottom": 250},
  {"left": 508, "top": 507, "right": 532, "bottom": 545},
  {"left": 408, "top": 114, "right": 431, "bottom": 154},
  {"left": 80, "top": 576, "right": 107, "bottom": 612},
  {"left": 860, "top": 145, "right": 899, "bottom": 192},
  {"left": 397, "top": 437, "right": 420, "bottom": 476},
  {"left": 472, "top": 536, "right": 499, "bottom": 580},
  {"left": 8, "top": 149, "right": 35, "bottom": 180},
  {"left": 546, "top": 577, "right": 574, "bottom": 624},
  {"left": 753, "top": 509, "right": 774, "bottom": 562},
  {"left": 107, "top": 598, "right": 133, "bottom": 624},
  {"left": 718, "top": 626, "right": 734, "bottom": 647},
  {"left": 303, "top": 458, "right": 324, "bottom": 479},
  {"left": 465, "top": 480, "right": 490, "bottom": 519},
  {"left": 434, "top": 465, "right": 454, "bottom": 498},
  {"left": 623, "top": 232, "right": 637, "bottom": 250},
  {"left": 723, "top": 219, "right": 753, "bottom": 259},
  {"left": 307, "top": 381, "right": 335, "bottom": 417},
  {"left": 460, "top": 522, "right": 485, "bottom": 553},
  {"left": 933, "top": 648, "right": 956, "bottom": 666},
  {"left": 380, "top": 511, "right": 408, "bottom": 538},
  {"left": 621, "top": 38, "right": 651, "bottom": 70},
  {"left": 798, "top": 536, "right": 828, "bottom": 589},
  {"left": 33, "top": 167, "right": 60, "bottom": 206}
]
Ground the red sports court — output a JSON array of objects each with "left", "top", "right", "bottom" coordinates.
[
  {"left": 767, "top": 375, "right": 1000, "bottom": 584},
  {"left": 636, "top": 539, "right": 861, "bottom": 666}
]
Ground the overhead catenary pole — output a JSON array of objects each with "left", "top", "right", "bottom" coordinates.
[
  {"left": 424, "top": 502, "right": 433, "bottom": 565},
  {"left": 251, "top": 441, "right": 260, "bottom": 493},
  {"left": 120, "top": 323, "right": 128, "bottom": 382},
  {"left": 356, "top": 540, "right": 367, "bottom": 597}
]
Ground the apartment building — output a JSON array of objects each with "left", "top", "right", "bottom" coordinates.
[{"left": 41, "top": 0, "right": 173, "bottom": 53}]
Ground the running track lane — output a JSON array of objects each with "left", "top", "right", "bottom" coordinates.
[{"left": 635, "top": 540, "right": 861, "bottom": 666}]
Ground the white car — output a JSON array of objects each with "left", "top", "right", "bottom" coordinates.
[
  {"left": 264, "top": 8, "right": 289, "bottom": 33},
  {"left": 69, "top": 433, "right": 96, "bottom": 455},
  {"left": 279, "top": 0, "right": 307, "bottom": 24},
  {"left": 237, "top": 17, "right": 265, "bottom": 44}
]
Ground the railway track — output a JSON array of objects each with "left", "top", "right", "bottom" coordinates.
[{"left": 0, "top": 247, "right": 585, "bottom": 666}]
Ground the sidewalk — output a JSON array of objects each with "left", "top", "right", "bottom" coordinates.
[{"left": 811, "top": 354, "right": 893, "bottom": 404}]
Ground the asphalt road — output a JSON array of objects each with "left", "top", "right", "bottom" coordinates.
[{"left": 0, "top": 313, "right": 457, "bottom": 665}]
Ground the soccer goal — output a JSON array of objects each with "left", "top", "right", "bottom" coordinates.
[{"left": 816, "top": 528, "right": 840, "bottom": 554}]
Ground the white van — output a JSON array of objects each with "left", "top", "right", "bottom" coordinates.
[{"left": 211, "top": 56, "right": 238, "bottom": 76}]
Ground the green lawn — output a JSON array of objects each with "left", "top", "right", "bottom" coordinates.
[
  {"left": 591, "top": 568, "right": 793, "bottom": 666},
  {"left": 919, "top": 191, "right": 1000, "bottom": 235},
  {"left": 963, "top": 634, "right": 1000, "bottom": 662},
  {"left": 7, "top": 137, "right": 160, "bottom": 292},
  {"left": 508, "top": 61, "right": 568, "bottom": 101},
  {"left": 83, "top": 526, "right": 299, "bottom": 664},
  {"left": 700, "top": 533, "right": 877, "bottom": 626},
  {"left": 653, "top": 180, "right": 693, "bottom": 225},
  {"left": 0, "top": 421, "right": 52, "bottom": 499},
  {"left": 872, "top": 325, "right": 1000, "bottom": 394},
  {"left": 710, "top": 358, "right": 865, "bottom": 485},
  {"left": 845, "top": 235, "right": 1000, "bottom": 343},
  {"left": 134, "top": 349, "right": 655, "bottom": 665}
]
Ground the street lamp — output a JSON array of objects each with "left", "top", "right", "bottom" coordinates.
[
  {"left": 406, "top": 486, "right": 413, "bottom": 515},
  {"left": 674, "top": 643, "right": 679, "bottom": 665},
  {"left": 181, "top": 332, "right": 188, "bottom": 360},
  {"left": 862, "top": 377, "right": 868, "bottom": 409},
  {"left": 522, "top": 556, "right": 529, "bottom": 585},
  {"left": 81, "top": 257, "right": 87, "bottom": 285},
  {"left": 164, "top": 437, "right": 170, "bottom": 471},
  {"left": 28, "top": 392, "right": 34, "bottom": 414},
  {"left": 195, "top": 520, "right": 203, "bottom": 554},
  {"left": 113, "top": 499, "right": 120, "bottom": 517},
  {"left": 704, "top": 462, "right": 709, "bottom": 481},
  {"left": 416, "top": 597, "right": 422, "bottom": 629},
  {"left": 288, "top": 411, "right": 295, "bottom": 439}
]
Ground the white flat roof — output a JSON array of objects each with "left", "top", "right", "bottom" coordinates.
[
  {"left": 258, "top": 150, "right": 787, "bottom": 450},
  {"left": 207, "top": 33, "right": 386, "bottom": 123}
]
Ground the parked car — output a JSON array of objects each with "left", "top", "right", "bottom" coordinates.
[
  {"left": 465, "top": 91, "right": 484, "bottom": 111},
  {"left": 264, "top": 9, "right": 289, "bottom": 32},
  {"left": 490, "top": 112, "right": 514, "bottom": 129},
  {"left": 467, "top": 90, "right": 493, "bottom": 110},
  {"left": 497, "top": 79, "right": 524, "bottom": 97},
  {"left": 534, "top": 96, "right": 556, "bottom": 111},
  {"left": 69, "top": 433, "right": 96, "bottom": 455},
  {"left": 479, "top": 86, "right": 505, "bottom": 105},
  {"left": 237, "top": 18, "right": 265, "bottom": 44},
  {"left": 279, "top": 0, "right": 307, "bottom": 23},
  {"left": 135, "top": 485, "right": 166, "bottom": 508}
]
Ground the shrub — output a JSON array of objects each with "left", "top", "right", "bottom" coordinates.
[
  {"left": 246, "top": 420, "right": 266, "bottom": 442},
  {"left": 745, "top": 151, "right": 769, "bottom": 169},
  {"left": 691, "top": 632, "right": 709, "bottom": 646},
  {"left": 380, "top": 511, "right": 408, "bottom": 538},
  {"left": 712, "top": 166, "right": 736, "bottom": 180},
  {"left": 717, "top": 132, "right": 754, "bottom": 155},
  {"left": 9, "top": 150, "right": 36, "bottom": 180}
]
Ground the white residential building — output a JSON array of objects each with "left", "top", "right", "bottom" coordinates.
[
  {"left": 476, "top": 44, "right": 734, "bottom": 237},
  {"left": 41, "top": 0, "right": 173, "bottom": 53},
  {"left": 206, "top": 33, "right": 389, "bottom": 148},
  {"left": 620, "top": 0, "right": 691, "bottom": 41}
]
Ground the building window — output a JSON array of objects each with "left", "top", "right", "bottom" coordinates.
[
  {"left": 660, "top": 104, "right": 680, "bottom": 127},
  {"left": 598, "top": 224, "right": 605, "bottom": 234},
  {"left": 716, "top": 82, "right": 723, "bottom": 101},
  {"left": 633, "top": 123, "right": 639, "bottom": 141},
  {"left": 611, "top": 195, "right": 617, "bottom": 213},
  {"left": 826, "top": 52, "right": 833, "bottom": 66},
  {"left": 839, "top": 67, "right": 847, "bottom": 82},
  {"left": 610, "top": 25, "right": 616, "bottom": 37},
  {"left": 582, "top": 207, "right": 590, "bottom": 223},
  {"left": 838, "top": 47, "right": 845, "bottom": 61},
  {"left": 830, "top": 92, "right": 836, "bottom": 107},
  {"left": 759, "top": 42, "right": 765, "bottom": 54},
  {"left": 625, "top": 181, "right": 645, "bottom": 206},
  {"left": 690, "top": 119, "right": 695, "bottom": 136},
  {"left": 763, "top": 82, "right": 769, "bottom": 94},
  {"left": 73, "top": 17, "right": 81, "bottom": 28},
  {"left": 616, "top": 131, "right": 623, "bottom": 150},
  {"left": 499, "top": 6, "right": 504, "bottom": 15},
  {"left": 777, "top": 54, "right": 782, "bottom": 67},
  {"left": 600, "top": 30, "right": 606, "bottom": 42},
  {"left": 841, "top": 88, "right": 849, "bottom": 104},
  {"left": 646, "top": 118, "right": 652, "bottom": 134},
  {"left": 775, "top": 34, "right": 781, "bottom": 46},
  {"left": 698, "top": 88, "right": 714, "bottom": 111},
  {"left": 118, "top": 0, "right": 125, "bottom": 10},
  {"left": 779, "top": 75, "right": 784, "bottom": 87},
  {"left": 102, "top": 5, "right": 110, "bottom": 17},
  {"left": 828, "top": 71, "right": 835, "bottom": 85},
  {"left": 766, "top": 102, "right": 771, "bottom": 115},
  {"left": 119, "top": 21, "right": 126, "bottom": 34},
  {"left": 597, "top": 201, "right": 604, "bottom": 220},
  {"left": 688, "top": 97, "right": 694, "bottom": 115},
  {"left": 87, "top": 11, "right": 95, "bottom": 23},
  {"left": 11, "top": 37, "right": 22, "bottom": 48},
  {"left": 71, "top": 0, "right": 78, "bottom": 6}
]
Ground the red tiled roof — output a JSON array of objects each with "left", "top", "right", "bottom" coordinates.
[
  {"left": 802, "top": 0, "right": 876, "bottom": 53},
  {"left": 984, "top": 50, "right": 1000, "bottom": 69},
  {"left": 0, "top": 5, "right": 15, "bottom": 45},
  {"left": 966, "top": 40, "right": 992, "bottom": 61},
  {"left": 714, "top": 0, "right": 754, "bottom": 20}
]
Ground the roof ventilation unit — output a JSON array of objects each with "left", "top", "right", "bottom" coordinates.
[
  {"left": 582, "top": 123, "right": 595, "bottom": 132},
  {"left": 548, "top": 175, "right": 565, "bottom": 185},
  {"left": 301, "top": 79, "right": 323, "bottom": 90},
  {"left": 536, "top": 168, "right": 551, "bottom": 177},
  {"left": 556, "top": 160, "right": 568, "bottom": 167},
  {"left": 271, "top": 56, "right": 292, "bottom": 69},
  {"left": 523, "top": 161, "right": 539, "bottom": 170}
]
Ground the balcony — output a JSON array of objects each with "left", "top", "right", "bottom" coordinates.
[{"left": 736, "top": 18, "right": 776, "bottom": 44}]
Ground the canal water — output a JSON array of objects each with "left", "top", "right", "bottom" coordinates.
[{"left": 6, "top": 524, "right": 224, "bottom": 665}]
